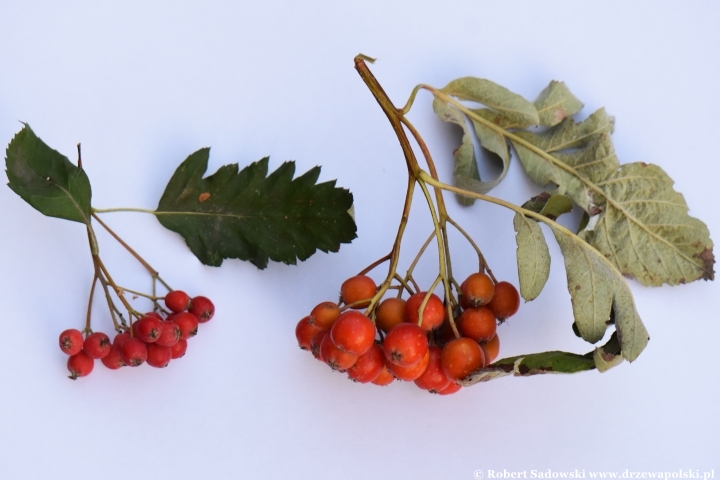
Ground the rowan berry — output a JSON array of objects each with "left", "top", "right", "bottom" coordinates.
[
  {"left": 414, "top": 346, "right": 451, "bottom": 392},
  {"left": 486, "top": 281, "right": 520, "bottom": 320},
  {"left": 119, "top": 338, "right": 148, "bottom": 367},
  {"left": 375, "top": 297, "right": 406, "bottom": 333},
  {"left": 165, "top": 290, "right": 190, "bottom": 313},
  {"left": 347, "top": 344, "right": 385, "bottom": 383},
  {"left": 189, "top": 296, "right": 215, "bottom": 323},
  {"left": 132, "top": 316, "right": 162, "bottom": 343},
  {"left": 295, "top": 316, "right": 321, "bottom": 351},
  {"left": 480, "top": 334, "right": 500, "bottom": 365},
  {"left": 319, "top": 333, "right": 358, "bottom": 371},
  {"left": 382, "top": 323, "right": 428, "bottom": 367},
  {"left": 309, "top": 330, "right": 328, "bottom": 361},
  {"left": 461, "top": 272, "right": 495, "bottom": 307},
  {"left": 67, "top": 351, "right": 94, "bottom": 379},
  {"left": 101, "top": 346, "right": 125, "bottom": 370},
  {"left": 83, "top": 332, "right": 112, "bottom": 359},
  {"left": 441, "top": 338, "right": 485, "bottom": 381},
  {"left": 436, "top": 382, "right": 462, "bottom": 395},
  {"left": 457, "top": 307, "right": 497, "bottom": 342},
  {"left": 170, "top": 339, "right": 188, "bottom": 359},
  {"left": 386, "top": 349, "right": 429, "bottom": 381},
  {"left": 308, "top": 301, "right": 341, "bottom": 330},
  {"left": 405, "top": 291, "right": 445, "bottom": 331},
  {"left": 59, "top": 329, "right": 84, "bottom": 356},
  {"left": 155, "top": 321, "right": 181, "bottom": 347},
  {"left": 146, "top": 343, "right": 172, "bottom": 368},
  {"left": 371, "top": 364, "right": 395, "bottom": 386},
  {"left": 113, "top": 332, "right": 131, "bottom": 348},
  {"left": 340, "top": 275, "right": 377, "bottom": 308},
  {"left": 173, "top": 312, "right": 199, "bottom": 339},
  {"left": 330, "top": 311, "right": 376, "bottom": 355}
]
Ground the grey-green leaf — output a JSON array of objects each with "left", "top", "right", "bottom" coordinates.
[
  {"left": 5, "top": 124, "right": 92, "bottom": 224},
  {"left": 462, "top": 351, "right": 597, "bottom": 385},
  {"left": 521, "top": 192, "right": 573, "bottom": 221},
  {"left": 594, "top": 331, "right": 623, "bottom": 373},
  {"left": 441, "top": 77, "right": 539, "bottom": 126},
  {"left": 513, "top": 212, "right": 551, "bottom": 301},
  {"left": 534, "top": 80, "right": 584, "bottom": 127}
]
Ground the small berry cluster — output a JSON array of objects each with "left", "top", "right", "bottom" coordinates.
[
  {"left": 59, "top": 291, "right": 214, "bottom": 379},
  {"left": 295, "top": 272, "right": 519, "bottom": 394}
]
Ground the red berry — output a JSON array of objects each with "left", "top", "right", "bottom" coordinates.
[
  {"left": 101, "top": 346, "right": 125, "bottom": 370},
  {"left": 461, "top": 273, "right": 495, "bottom": 307},
  {"left": 436, "top": 381, "right": 462, "bottom": 395},
  {"left": 319, "top": 333, "right": 357, "bottom": 371},
  {"left": 371, "top": 364, "right": 395, "bottom": 386},
  {"left": 146, "top": 343, "right": 172, "bottom": 368},
  {"left": 382, "top": 323, "right": 429, "bottom": 367},
  {"left": 340, "top": 275, "right": 377, "bottom": 308},
  {"left": 486, "top": 281, "right": 520, "bottom": 320},
  {"left": 113, "top": 332, "right": 130, "bottom": 348},
  {"left": 67, "top": 351, "right": 94, "bottom": 379},
  {"left": 189, "top": 296, "right": 214, "bottom": 323},
  {"left": 480, "top": 334, "right": 500, "bottom": 365},
  {"left": 173, "top": 312, "right": 199, "bottom": 339},
  {"left": 132, "top": 316, "right": 162, "bottom": 343},
  {"left": 144, "top": 311, "right": 164, "bottom": 320},
  {"left": 405, "top": 292, "right": 445, "bottom": 331},
  {"left": 119, "top": 338, "right": 148, "bottom": 367},
  {"left": 308, "top": 301, "right": 341, "bottom": 330},
  {"left": 295, "top": 316, "right": 321, "bottom": 351},
  {"left": 458, "top": 307, "right": 497, "bottom": 342},
  {"left": 59, "top": 329, "right": 84, "bottom": 356},
  {"left": 441, "top": 338, "right": 485, "bottom": 381},
  {"left": 347, "top": 344, "right": 385, "bottom": 383},
  {"left": 309, "top": 330, "right": 328, "bottom": 361},
  {"left": 414, "top": 346, "right": 452, "bottom": 392},
  {"left": 330, "top": 311, "right": 376, "bottom": 355},
  {"left": 83, "top": 332, "right": 111, "bottom": 359},
  {"left": 170, "top": 339, "right": 188, "bottom": 359},
  {"left": 386, "top": 349, "right": 430, "bottom": 381},
  {"left": 164, "top": 290, "right": 190, "bottom": 313},
  {"left": 155, "top": 321, "right": 181, "bottom": 347}
]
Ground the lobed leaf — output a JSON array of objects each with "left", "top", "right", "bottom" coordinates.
[
  {"left": 156, "top": 148, "right": 357, "bottom": 269},
  {"left": 5, "top": 124, "right": 92, "bottom": 224}
]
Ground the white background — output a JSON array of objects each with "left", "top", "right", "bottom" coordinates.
[{"left": 1, "top": 2, "right": 718, "bottom": 479}]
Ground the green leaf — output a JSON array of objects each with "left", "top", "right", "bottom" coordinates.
[
  {"left": 511, "top": 109, "right": 714, "bottom": 285},
  {"left": 521, "top": 192, "right": 573, "bottom": 221},
  {"left": 440, "top": 77, "right": 539, "bottom": 126},
  {"left": 513, "top": 212, "right": 551, "bottom": 301},
  {"left": 5, "top": 124, "right": 92, "bottom": 224},
  {"left": 534, "top": 80, "right": 584, "bottom": 127},
  {"left": 462, "top": 351, "right": 596, "bottom": 385},
  {"left": 155, "top": 148, "right": 357, "bottom": 269}
]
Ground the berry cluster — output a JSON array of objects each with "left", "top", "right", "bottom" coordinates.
[
  {"left": 295, "top": 272, "right": 519, "bottom": 394},
  {"left": 59, "top": 291, "right": 214, "bottom": 379}
]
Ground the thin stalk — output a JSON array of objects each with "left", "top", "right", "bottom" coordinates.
[
  {"left": 445, "top": 216, "right": 497, "bottom": 283},
  {"left": 417, "top": 274, "right": 443, "bottom": 328},
  {"left": 94, "top": 255, "right": 141, "bottom": 320},
  {"left": 403, "top": 230, "right": 435, "bottom": 282},
  {"left": 83, "top": 275, "right": 98, "bottom": 335},
  {"left": 92, "top": 207, "right": 157, "bottom": 215},
  {"left": 358, "top": 253, "right": 391, "bottom": 276},
  {"left": 116, "top": 287, "right": 159, "bottom": 300}
]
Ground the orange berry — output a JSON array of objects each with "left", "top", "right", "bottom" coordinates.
[
  {"left": 481, "top": 334, "right": 500, "bottom": 365},
  {"left": 309, "top": 301, "right": 341, "bottom": 330},
  {"left": 457, "top": 307, "right": 497, "bottom": 342},
  {"left": 440, "top": 338, "right": 485, "bottom": 381},
  {"left": 461, "top": 272, "right": 495, "bottom": 307},
  {"left": 486, "top": 281, "right": 520, "bottom": 320},
  {"left": 405, "top": 292, "right": 445, "bottom": 331},
  {"left": 375, "top": 297, "right": 406, "bottom": 333},
  {"left": 340, "top": 275, "right": 377, "bottom": 308}
]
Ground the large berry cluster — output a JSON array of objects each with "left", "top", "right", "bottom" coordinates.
[
  {"left": 59, "top": 291, "right": 214, "bottom": 379},
  {"left": 295, "top": 272, "right": 519, "bottom": 394}
]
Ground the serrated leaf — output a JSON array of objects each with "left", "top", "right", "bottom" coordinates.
[
  {"left": 534, "top": 80, "right": 584, "bottom": 127},
  {"left": 513, "top": 212, "right": 551, "bottom": 301},
  {"left": 155, "top": 148, "right": 357, "bottom": 269},
  {"left": 521, "top": 192, "right": 573, "bottom": 221},
  {"left": 5, "top": 124, "right": 91, "bottom": 224},
  {"left": 511, "top": 108, "right": 714, "bottom": 285},
  {"left": 462, "top": 351, "right": 596, "bottom": 385},
  {"left": 440, "top": 77, "right": 539, "bottom": 126}
]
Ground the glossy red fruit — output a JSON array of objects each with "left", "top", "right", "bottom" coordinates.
[
  {"left": 405, "top": 292, "right": 445, "bottom": 331},
  {"left": 481, "top": 334, "right": 500, "bottom": 365},
  {"left": 340, "top": 275, "right": 377, "bottom": 308},
  {"left": 101, "top": 346, "right": 125, "bottom": 369},
  {"left": 165, "top": 290, "right": 190, "bottom": 313},
  {"left": 330, "top": 311, "right": 376, "bottom": 355},
  {"left": 375, "top": 297, "right": 406, "bottom": 333},
  {"left": 371, "top": 364, "right": 395, "bottom": 386},
  {"left": 458, "top": 307, "right": 497, "bottom": 342},
  {"left": 146, "top": 343, "right": 172, "bottom": 368},
  {"left": 319, "top": 334, "right": 357, "bottom": 371},
  {"left": 387, "top": 349, "right": 430, "bottom": 381},
  {"left": 170, "top": 339, "right": 188, "bottom": 359},
  {"left": 132, "top": 316, "right": 162, "bottom": 343},
  {"left": 173, "top": 312, "right": 199, "bottom": 339},
  {"left": 295, "top": 316, "right": 321, "bottom": 351},
  {"left": 383, "top": 323, "right": 429, "bottom": 367},
  {"left": 347, "top": 344, "right": 385, "bottom": 383},
  {"left": 308, "top": 302, "right": 341, "bottom": 330},
  {"left": 414, "top": 346, "right": 452, "bottom": 392},
  {"left": 486, "top": 281, "right": 520, "bottom": 320},
  {"left": 144, "top": 311, "right": 164, "bottom": 320},
  {"left": 119, "top": 338, "right": 148, "bottom": 367},
  {"left": 461, "top": 273, "right": 495, "bottom": 307},
  {"left": 113, "top": 332, "right": 131, "bottom": 348},
  {"left": 155, "top": 321, "right": 181, "bottom": 347},
  {"left": 309, "top": 330, "right": 328, "bottom": 361},
  {"left": 436, "top": 381, "right": 462, "bottom": 395},
  {"left": 59, "top": 329, "right": 84, "bottom": 356},
  {"left": 67, "top": 351, "right": 94, "bottom": 379},
  {"left": 189, "top": 296, "right": 214, "bottom": 323},
  {"left": 441, "top": 338, "right": 485, "bottom": 381},
  {"left": 83, "top": 332, "right": 112, "bottom": 359}
]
